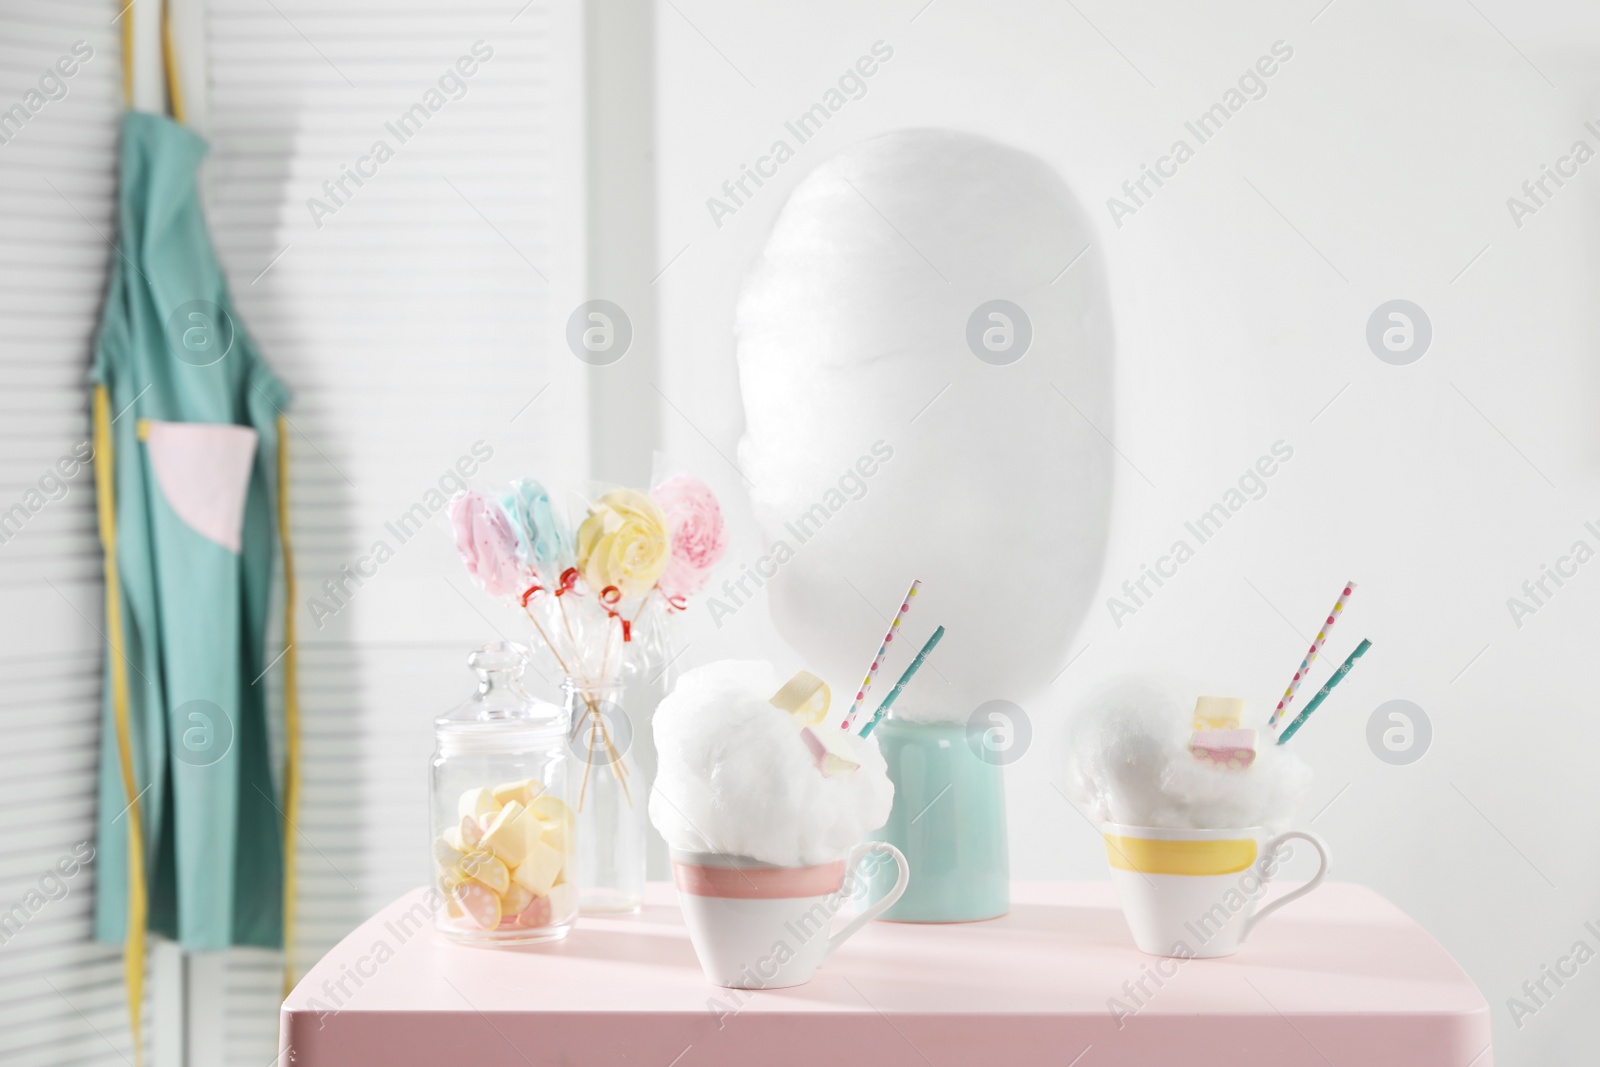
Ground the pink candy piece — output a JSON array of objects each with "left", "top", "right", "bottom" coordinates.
[
  {"left": 801, "top": 728, "right": 826, "bottom": 765},
  {"left": 1189, "top": 728, "right": 1257, "bottom": 771},
  {"left": 452, "top": 880, "right": 502, "bottom": 930},
  {"left": 800, "top": 726, "right": 860, "bottom": 777},
  {"left": 517, "top": 894, "right": 553, "bottom": 928}
]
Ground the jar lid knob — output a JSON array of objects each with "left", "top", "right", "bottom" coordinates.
[{"left": 468, "top": 641, "right": 528, "bottom": 678}]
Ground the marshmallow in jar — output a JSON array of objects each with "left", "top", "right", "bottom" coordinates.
[{"left": 430, "top": 643, "right": 578, "bottom": 943}]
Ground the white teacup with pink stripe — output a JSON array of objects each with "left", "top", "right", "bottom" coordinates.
[{"left": 672, "top": 841, "right": 910, "bottom": 989}]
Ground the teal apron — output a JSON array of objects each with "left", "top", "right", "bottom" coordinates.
[{"left": 92, "top": 111, "right": 290, "bottom": 962}]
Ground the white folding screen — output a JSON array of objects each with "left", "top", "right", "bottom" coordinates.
[
  {"left": 0, "top": 1, "right": 585, "bottom": 1064},
  {"left": 201, "top": 1, "right": 585, "bottom": 1063},
  {"left": 0, "top": 1, "right": 146, "bottom": 1065}
]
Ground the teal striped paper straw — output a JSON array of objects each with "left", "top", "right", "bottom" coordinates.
[
  {"left": 1277, "top": 638, "right": 1372, "bottom": 745},
  {"left": 859, "top": 625, "right": 945, "bottom": 738}
]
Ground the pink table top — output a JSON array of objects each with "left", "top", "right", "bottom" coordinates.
[{"left": 280, "top": 881, "right": 1491, "bottom": 1067}]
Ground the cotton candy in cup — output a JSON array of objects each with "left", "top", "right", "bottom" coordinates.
[
  {"left": 650, "top": 660, "right": 894, "bottom": 868},
  {"left": 1063, "top": 678, "right": 1312, "bottom": 833}
]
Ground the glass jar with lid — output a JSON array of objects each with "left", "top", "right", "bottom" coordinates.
[{"left": 430, "top": 642, "right": 577, "bottom": 943}]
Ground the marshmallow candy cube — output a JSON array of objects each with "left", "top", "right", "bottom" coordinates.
[
  {"left": 1192, "top": 696, "right": 1246, "bottom": 731},
  {"left": 547, "top": 882, "right": 578, "bottom": 921},
  {"left": 527, "top": 794, "right": 574, "bottom": 830},
  {"left": 492, "top": 778, "right": 545, "bottom": 807},
  {"left": 451, "top": 880, "right": 503, "bottom": 930},
  {"left": 799, "top": 725, "right": 861, "bottom": 777},
  {"left": 515, "top": 882, "right": 576, "bottom": 928},
  {"left": 433, "top": 831, "right": 466, "bottom": 870},
  {"left": 516, "top": 893, "right": 553, "bottom": 928},
  {"left": 459, "top": 850, "right": 511, "bottom": 894},
  {"left": 511, "top": 839, "right": 565, "bottom": 897},
  {"left": 501, "top": 881, "right": 534, "bottom": 917},
  {"left": 1188, "top": 728, "right": 1258, "bottom": 770},
  {"left": 527, "top": 795, "right": 574, "bottom": 855},
  {"left": 539, "top": 816, "right": 570, "bottom": 858},
  {"left": 457, "top": 786, "right": 501, "bottom": 822},
  {"left": 479, "top": 800, "right": 543, "bottom": 869}
]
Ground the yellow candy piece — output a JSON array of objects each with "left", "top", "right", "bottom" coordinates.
[
  {"left": 511, "top": 839, "right": 564, "bottom": 896},
  {"left": 480, "top": 801, "right": 544, "bottom": 868},
  {"left": 460, "top": 814, "right": 484, "bottom": 847},
  {"left": 452, "top": 880, "right": 502, "bottom": 930},
  {"left": 492, "top": 778, "right": 545, "bottom": 807},
  {"left": 501, "top": 881, "right": 534, "bottom": 916},
  {"left": 547, "top": 882, "right": 578, "bottom": 922},
  {"left": 768, "top": 670, "right": 831, "bottom": 726},
  {"left": 528, "top": 794, "right": 574, "bottom": 830},
  {"left": 459, "top": 850, "right": 510, "bottom": 894},
  {"left": 540, "top": 816, "right": 570, "bottom": 858},
  {"left": 437, "top": 871, "right": 468, "bottom": 919},
  {"left": 1193, "top": 696, "right": 1245, "bottom": 731},
  {"left": 457, "top": 786, "right": 500, "bottom": 822},
  {"left": 433, "top": 833, "right": 464, "bottom": 870}
]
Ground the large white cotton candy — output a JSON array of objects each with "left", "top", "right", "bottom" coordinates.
[
  {"left": 649, "top": 661, "right": 894, "bottom": 867},
  {"left": 1064, "top": 678, "right": 1313, "bottom": 833},
  {"left": 735, "top": 129, "right": 1112, "bottom": 720}
]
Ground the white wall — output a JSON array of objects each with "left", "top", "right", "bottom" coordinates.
[{"left": 653, "top": 2, "right": 1600, "bottom": 1063}]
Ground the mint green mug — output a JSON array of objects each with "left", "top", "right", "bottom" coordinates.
[{"left": 866, "top": 717, "right": 1009, "bottom": 922}]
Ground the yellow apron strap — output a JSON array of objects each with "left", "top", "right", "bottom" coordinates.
[
  {"left": 120, "top": 2, "right": 134, "bottom": 108},
  {"left": 120, "top": 0, "right": 188, "bottom": 123},
  {"left": 160, "top": 0, "right": 186, "bottom": 125},
  {"left": 277, "top": 417, "right": 300, "bottom": 996},
  {"left": 94, "top": 385, "right": 146, "bottom": 1067}
]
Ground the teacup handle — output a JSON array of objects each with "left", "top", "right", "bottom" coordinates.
[
  {"left": 824, "top": 842, "right": 909, "bottom": 962},
  {"left": 1241, "top": 829, "right": 1331, "bottom": 943}
]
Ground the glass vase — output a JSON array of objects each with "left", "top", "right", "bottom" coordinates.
[{"left": 564, "top": 678, "right": 645, "bottom": 914}]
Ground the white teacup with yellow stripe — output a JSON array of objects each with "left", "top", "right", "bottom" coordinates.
[{"left": 1103, "top": 823, "right": 1330, "bottom": 958}]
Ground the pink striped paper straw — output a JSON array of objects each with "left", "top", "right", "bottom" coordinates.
[
  {"left": 841, "top": 578, "right": 921, "bottom": 731},
  {"left": 1268, "top": 581, "right": 1356, "bottom": 730}
]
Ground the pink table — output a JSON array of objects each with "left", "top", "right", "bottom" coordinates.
[{"left": 280, "top": 881, "right": 1491, "bottom": 1066}]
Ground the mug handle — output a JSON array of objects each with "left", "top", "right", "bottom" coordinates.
[
  {"left": 1241, "top": 830, "right": 1331, "bottom": 943},
  {"left": 823, "top": 842, "right": 910, "bottom": 962}
]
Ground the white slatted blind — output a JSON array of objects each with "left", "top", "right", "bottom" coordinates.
[
  {"left": 0, "top": 1, "right": 148, "bottom": 1065},
  {"left": 203, "top": 2, "right": 586, "bottom": 1062}
]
